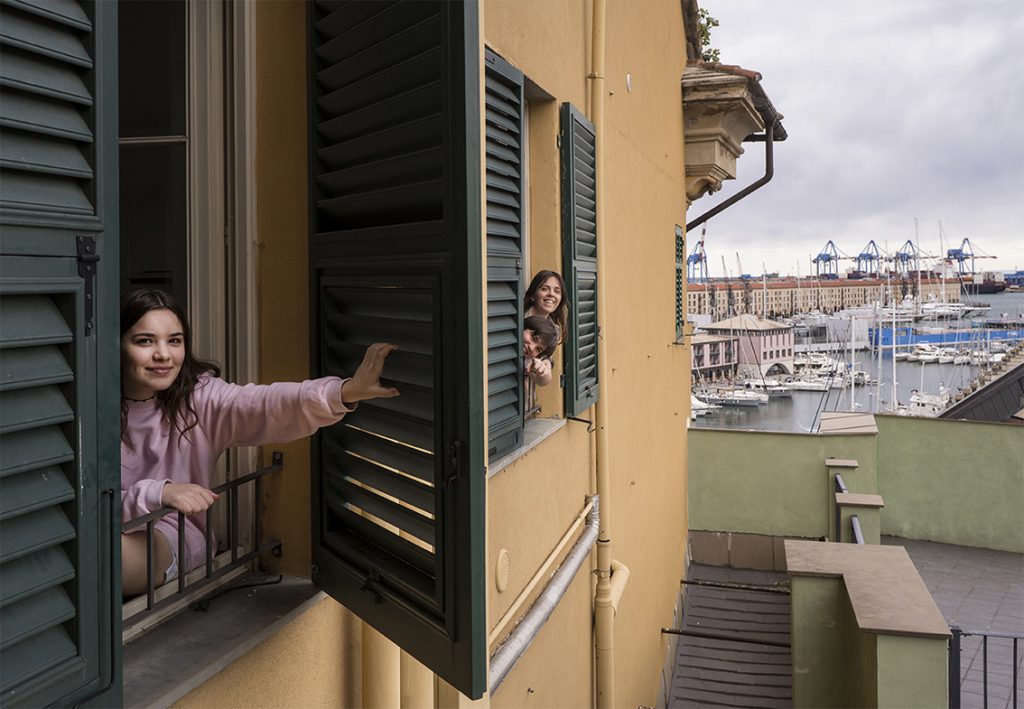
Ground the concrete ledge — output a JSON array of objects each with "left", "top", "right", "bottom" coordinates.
[
  {"left": 488, "top": 417, "right": 566, "bottom": 478},
  {"left": 123, "top": 575, "right": 324, "bottom": 708},
  {"left": 824, "top": 458, "right": 859, "bottom": 468},
  {"left": 785, "top": 540, "right": 949, "bottom": 638},
  {"left": 835, "top": 492, "right": 884, "bottom": 509}
]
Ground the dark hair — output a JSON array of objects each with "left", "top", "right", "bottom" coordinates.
[
  {"left": 524, "top": 270, "right": 569, "bottom": 343},
  {"left": 524, "top": 315, "right": 558, "bottom": 359},
  {"left": 120, "top": 288, "right": 220, "bottom": 444}
]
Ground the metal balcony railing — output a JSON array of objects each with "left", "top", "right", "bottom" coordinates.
[
  {"left": 949, "top": 627, "right": 1021, "bottom": 709},
  {"left": 121, "top": 452, "right": 283, "bottom": 628}
]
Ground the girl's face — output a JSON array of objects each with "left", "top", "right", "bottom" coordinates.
[
  {"left": 533, "top": 276, "right": 562, "bottom": 316},
  {"left": 121, "top": 308, "right": 186, "bottom": 400}
]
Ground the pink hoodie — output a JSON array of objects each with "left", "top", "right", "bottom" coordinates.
[{"left": 121, "top": 374, "right": 352, "bottom": 572}]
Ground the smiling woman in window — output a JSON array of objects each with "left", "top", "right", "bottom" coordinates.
[
  {"left": 524, "top": 270, "right": 569, "bottom": 345},
  {"left": 118, "top": 288, "right": 399, "bottom": 595}
]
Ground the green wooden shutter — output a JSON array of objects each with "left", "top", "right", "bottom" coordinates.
[
  {"left": 307, "top": 1, "right": 485, "bottom": 698},
  {"left": 0, "top": 0, "right": 120, "bottom": 706},
  {"left": 560, "top": 103, "right": 599, "bottom": 416},
  {"left": 484, "top": 49, "right": 524, "bottom": 460},
  {"left": 675, "top": 225, "right": 685, "bottom": 340}
]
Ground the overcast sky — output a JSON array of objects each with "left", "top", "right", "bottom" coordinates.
[{"left": 693, "top": 0, "right": 1024, "bottom": 278}]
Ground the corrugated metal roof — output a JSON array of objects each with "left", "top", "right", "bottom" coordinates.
[
  {"left": 669, "top": 565, "right": 791, "bottom": 708},
  {"left": 940, "top": 360, "right": 1024, "bottom": 424}
]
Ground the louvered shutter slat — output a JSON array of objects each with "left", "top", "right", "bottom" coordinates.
[
  {"left": 0, "top": 498, "right": 76, "bottom": 566},
  {"left": 0, "top": 586, "right": 75, "bottom": 653},
  {"left": 0, "top": 8, "right": 91, "bottom": 67},
  {"left": 0, "top": 545, "right": 76, "bottom": 607},
  {"left": 0, "top": 51, "right": 91, "bottom": 105},
  {"left": 5, "top": 0, "right": 91, "bottom": 30},
  {"left": 0, "top": 91, "right": 91, "bottom": 142},
  {"left": 0, "top": 626, "right": 77, "bottom": 689},
  {"left": 0, "top": 345, "right": 73, "bottom": 390},
  {"left": 0, "top": 385, "right": 74, "bottom": 433},
  {"left": 0, "top": 130, "right": 94, "bottom": 178},
  {"left": 0, "top": 466, "right": 74, "bottom": 520},
  {"left": 0, "top": 426, "right": 74, "bottom": 477}
]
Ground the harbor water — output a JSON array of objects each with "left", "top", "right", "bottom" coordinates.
[{"left": 693, "top": 291, "right": 1024, "bottom": 433}]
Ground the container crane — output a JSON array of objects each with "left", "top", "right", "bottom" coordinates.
[
  {"left": 686, "top": 238, "right": 708, "bottom": 283},
  {"left": 945, "top": 238, "right": 997, "bottom": 275},
  {"left": 812, "top": 240, "right": 847, "bottom": 280},
  {"left": 853, "top": 240, "right": 884, "bottom": 278},
  {"left": 891, "top": 240, "right": 934, "bottom": 278}
]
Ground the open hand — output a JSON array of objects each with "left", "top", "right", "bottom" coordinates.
[
  {"left": 162, "top": 483, "right": 219, "bottom": 516},
  {"left": 525, "top": 356, "right": 552, "bottom": 385},
  {"left": 341, "top": 343, "right": 401, "bottom": 404}
]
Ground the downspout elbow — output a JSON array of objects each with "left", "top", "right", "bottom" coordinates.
[{"left": 608, "top": 559, "right": 630, "bottom": 615}]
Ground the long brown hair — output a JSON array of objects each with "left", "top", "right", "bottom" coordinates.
[
  {"left": 524, "top": 270, "right": 569, "bottom": 342},
  {"left": 120, "top": 288, "right": 220, "bottom": 445}
]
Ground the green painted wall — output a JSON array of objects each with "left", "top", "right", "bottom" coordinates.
[
  {"left": 689, "top": 418, "right": 1022, "bottom": 552},
  {"left": 876, "top": 634, "right": 947, "bottom": 708},
  {"left": 688, "top": 429, "right": 877, "bottom": 539},
  {"left": 791, "top": 575, "right": 946, "bottom": 709},
  {"left": 790, "top": 576, "right": 847, "bottom": 708},
  {"left": 875, "top": 416, "right": 1024, "bottom": 553}
]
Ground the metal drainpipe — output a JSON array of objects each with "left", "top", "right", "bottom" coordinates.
[
  {"left": 488, "top": 498, "right": 601, "bottom": 693},
  {"left": 685, "top": 117, "right": 777, "bottom": 233},
  {"left": 587, "top": 1, "right": 616, "bottom": 707}
]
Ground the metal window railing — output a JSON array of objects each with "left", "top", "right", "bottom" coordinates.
[
  {"left": 525, "top": 376, "right": 540, "bottom": 418},
  {"left": 949, "top": 627, "right": 1021, "bottom": 709},
  {"left": 120, "top": 452, "right": 284, "bottom": 626}
]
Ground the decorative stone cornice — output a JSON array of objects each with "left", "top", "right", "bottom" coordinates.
[{"left": 682, "top": 64, "right": 766, "bottom": 206}]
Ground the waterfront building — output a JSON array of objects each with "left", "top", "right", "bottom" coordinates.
[
  {"left": 701, "top": 314, "right": 794, "bottom": 379},
  {"left": 690, "top": 333, "right": 739, "bottom": 383},
  {"left": 687, "top": 276, "right": 962, "bottom": 319}
]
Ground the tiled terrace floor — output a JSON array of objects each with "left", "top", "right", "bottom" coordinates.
[{"left": 884, "top": 536, "right": 1024, "bottom": 709}]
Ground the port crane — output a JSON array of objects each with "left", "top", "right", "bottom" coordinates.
[
  {"left": 812, "top": 240, "right": 849, "bottom": 279},
  {"left": 945, "top": 238, "right": 997, "bottom": 275},
  {"left": 854, "top": 240, "right": 885, "bottom": 277},
  {"left": 686, "top": 237, "right": 709, "bottom": 283},
  {"left": 890, "top": 239, "right": 935, "bottom": 278}
]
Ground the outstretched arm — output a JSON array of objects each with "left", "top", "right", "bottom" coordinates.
[{"left": 199, "top": 342, "right": 401, "bottom": 449}]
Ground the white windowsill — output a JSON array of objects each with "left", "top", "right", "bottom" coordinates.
[
  {"left": 487, "top": 417, "right": 567, "bottom": 479},
  {"left": 122, "top": 574, "right": 322, "bottom": 709}
]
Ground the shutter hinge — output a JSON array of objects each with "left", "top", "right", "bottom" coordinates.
[
  {"left": 515, "top": 257, "right": 522, "bottom": 275},
  {"left": 77, "top": 235, "right": 99, "bottom": 336},
  {"left": 556, "top": 133, "right": 562, "bottom": 149},
  {"left": 444, "top": 440, "right": 463, "bottom": 487},
  {"left": 361, "top": 568, "right": 384, "bottom": 604},
  {"left": 559, "top": 373, "right": 566, "bottom": 388}
]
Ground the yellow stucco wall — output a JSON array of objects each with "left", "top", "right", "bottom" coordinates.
[{"left": 173, "top": 596, "right": 362, "bottom": 709}]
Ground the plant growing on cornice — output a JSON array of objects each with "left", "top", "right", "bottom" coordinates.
[{"left": 698, "top": 8, "right": 720, "bottom": 63}]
